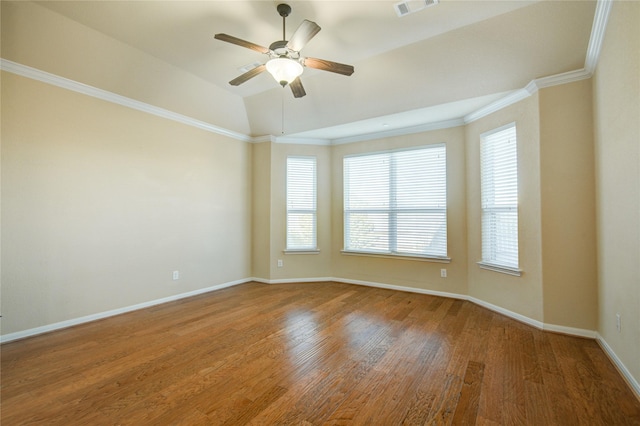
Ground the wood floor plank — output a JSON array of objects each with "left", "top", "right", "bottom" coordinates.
[
  {"left": 2, "top": 281, "right": 640, "bottom": 425},
  {"left": 477, "top": 318, "right": 507, "bottom": 424},
  {"left": 531, "top": 330, "right": 579, "bottom": 425},
  {"left": 451, "top": 360, "right": 485, "bottom": 424}
]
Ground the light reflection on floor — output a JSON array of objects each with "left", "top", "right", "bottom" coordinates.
[{"left": 282, "top": 308, "right": 448, "bottom": 375}]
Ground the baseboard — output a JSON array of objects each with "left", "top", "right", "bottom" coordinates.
[
  {"left": 0, "top": 278, "right": 251, "bottom": 343},
  {"left": 466, "top": 295, "right": 545, "bottom": 330},
  {"left": 596, "top": 334, "right": 640, "bottom": 400},
  {"left": 332, "top": 278, "right": 640, "bottom": 398},
  {"left": 3, "top": 276, "right": 599, "bottom": 345},
  {"left": 332, "top": 277, "right": 547, "bottom": 330},
  {"left": 332, "top": 277, "right": 602, "bottom": 340},
  {"left": 5, "top": 276, "right": 636, "bottom": 401},
  {"left": 332, "top": 277, "right": 467, "bottom": 301},
  {"left": 253, "top": 277, "right": 335, "bottom": 284},
  {"left": 543, "top": 323, "right": 597, "bottom": 339}
]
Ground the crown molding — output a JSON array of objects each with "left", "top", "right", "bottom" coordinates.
[
  {"left": 1, "top": 0, "right": 613, "bottom": 146},
  {"left": 463, "top": 88, "right": 532, "bottom": 124},
  {"left": 464, "top": 65, "right": 595, "bottom": 125},
  {"left": 585, "top": 0, "right": 613, "bottom": 74},
  {"left": 330, "top": 118, "right": 465, "bottom": 145},
  {"left": 273, "top": 136, "right": 333, "bottom": 146},
  {"left": 0, "top": 59, "right": 252, "bottom": 142},
  {"left": 529, "top": 68, "right": 592, "bottom": 92},
  {"left": 251, "top": 135, "right": 275, "bottom": 144}
]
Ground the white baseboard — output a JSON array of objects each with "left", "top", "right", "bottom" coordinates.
[
  {"left": 466, "top": 295, "right": 545, "bottom": 330},
  {"left": 596, "top": 334, "right": 640, "bottom": 400},
  {"left": 333, "top": 276, "right": 548, "bottom": 331},
  {"left": 4, "top": 276, "right": 637, "bottom": 401},
  {"left": 329, "top": 277, "right": 602, "bottom": 338},
  {"left": 333, "top": 278, "right": 639, "bottom": 399},
  {"left": 0, "top": 276, "right": 598, "bottom": 344},
  {"left": 543, "top": 323, "right": 597, "bottom": 339},
  {"left": 253, "top": 277, "right": 334, "bottom": 284},
  {"left": 0, "top": 278, "right": 250, "bottom": 343},
  {"left": 333, "top": 276, "right": 467, "bottom": 301}
]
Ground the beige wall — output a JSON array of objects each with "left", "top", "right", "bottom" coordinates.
[
  {"left": 1, "top": 72, "right": 252, "bottom": 334},
  {"left": 330, "top": 129, "right": 468, "bottom": 295},
  {"left": 270, "top": 143, "right": 333, "bottom": 281},
  {"left": 251, "top": 142, "right": 272, "bottom": 280},
  {"left": 465, "top": 95, "right": 544, "bottom": 322},
  {"left": 539, "top": 80, "right": 598, "bottom": 330},
  {"left": 252, "top": 142, "right": 332, "bottom": 282},
  {"left": 593, "top": 1, "right": 640, "bottom": 383}
]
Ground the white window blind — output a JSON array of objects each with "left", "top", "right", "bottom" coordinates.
[
  {"left": 343, "top": 144, "right": 447, "bottom": 258},
  {"left": 286, "top": 156, "right": 317, "bottom": 250},
  {"left": 480, "top": 124, "right": 519, "bottom": 271}
]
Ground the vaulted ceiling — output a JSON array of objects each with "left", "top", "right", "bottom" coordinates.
[{"left": 33, "top": 0, "right": 597, "bottom": 141}]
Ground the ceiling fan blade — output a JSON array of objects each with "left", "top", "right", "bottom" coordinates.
[
  {"left": 289, "top": 77, "right": 306, "bottom": 98},
  {"left": 304, "top": 57, "right": 354, "bottom": 76},
  {"left": 229, "top": 64, "right": 266, "bottom": 86},
  {"left": 214, "top": 33, "right": 270, "bottom": 54},
  {"left": 286, "top": 20, "right": 321, "bottom": 52}
]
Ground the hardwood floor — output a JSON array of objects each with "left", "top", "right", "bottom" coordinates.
[{"left": 2, "top": 281, "right": 639, "bottom": 425}]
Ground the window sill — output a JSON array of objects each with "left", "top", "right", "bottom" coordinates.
[
  {"left": 341, "top": 250, "right": 451, "bottom": 263},
  {"left": 283, "top": 249, "right": 321, "bottom": 255},
  {"left": 477, "top": 261, "right": 522, "bottom": 276}
]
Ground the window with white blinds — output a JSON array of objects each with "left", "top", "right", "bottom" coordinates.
[
  {"left": 343, "top": 144, "right": 447, "bottom": 259},
  {"left": 480, "top": 124, "right": 520, "bottom": 274},
  {"left": 286, "top": 156, "right": 317, "bottom": 251}
]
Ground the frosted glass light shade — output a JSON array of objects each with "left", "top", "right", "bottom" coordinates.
[{"left": 266, "top": 57, "right": 304, "bottom": 87}]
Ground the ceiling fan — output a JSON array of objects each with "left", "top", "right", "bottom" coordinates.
[{"left": 214, "top": 3, "right": 355, "bottom": 98}]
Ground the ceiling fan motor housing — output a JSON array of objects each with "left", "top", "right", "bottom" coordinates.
[{"left": 269, "top": 40, "right": 288, "bottom": 53}]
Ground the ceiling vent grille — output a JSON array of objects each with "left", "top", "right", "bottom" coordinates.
[
  {"left": 394, "top": 0, "right": 439, "bottom": 17},
  {"left": 238, "top": 61, "right": 263, "bottom": 74}
]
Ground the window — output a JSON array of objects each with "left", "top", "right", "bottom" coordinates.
[
  {"left": 479, "top": 123, "right": 520, "bottom": 275},
  {"left": 343, "top": 144, "right": 447, "bottom": 259},
  {"left": 286, "top": 156, "right": 317, "bottom": 251}
]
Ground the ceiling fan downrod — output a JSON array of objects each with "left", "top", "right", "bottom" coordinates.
[{"left": 277, "top": 4, "right": 291, "bottom": 41}]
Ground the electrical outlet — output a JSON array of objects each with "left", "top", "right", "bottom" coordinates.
[
  {"left": 173, "top": 271, "right": 180, "bottom": 280},
  {"left": 277, "top": 259, "right": 283, "bottom": 268},
  {"left": 440, "top": 269, "right": 447, "bottom": 278},
  {"left": 616, "top": 313, "right": 621, "bottom": 332}
]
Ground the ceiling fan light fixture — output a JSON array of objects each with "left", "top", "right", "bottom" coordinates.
[{"left": 266, "top": 57, "right": 303, "bottom": 87}]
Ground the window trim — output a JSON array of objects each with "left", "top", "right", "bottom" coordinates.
[
  {"left": 342, "top": 143, "right": 448, "bottom": 261},
  {"left": 283, "top": 249, "right": 321, "bottom": 255},
  {"left": 341, "top": 249, "right": 451, "bottom": 263},
  {"left": 477, "top": 261, "right": 522, "bottom": 276},
  {"left": 479, "top": 122, "right": 520, "bottom": 275},
  {"left": 286, "top": 155, "right": 317, "bottom": 251}
]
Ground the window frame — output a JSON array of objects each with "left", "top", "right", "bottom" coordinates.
[
  {"left": 285, "top": 155, "right": 319, "bottom": 253},
  {"left": 342, "top": 144, "right": 449, "bottom": 262},
  {"left": 478, "top": 123, "right": 522, "bottom": 276}
]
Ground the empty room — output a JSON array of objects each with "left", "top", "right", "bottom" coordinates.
[{"left": 1, "top": 0, "right": 639, "bottom": 424}]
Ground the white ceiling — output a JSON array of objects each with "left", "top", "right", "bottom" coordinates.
[{"left": 36, "top": 0, "right": 597, "bottom": 141}]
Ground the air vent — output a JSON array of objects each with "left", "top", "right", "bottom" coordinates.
[
  {"left": 238, "top": 61, "right": 263, "bottom": 73},
  {"left": 395, "top": 2, "right": 410, "bottom": 16},
  {"left": 394, "top": 0, "right": 439, "bottom": 17}
]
